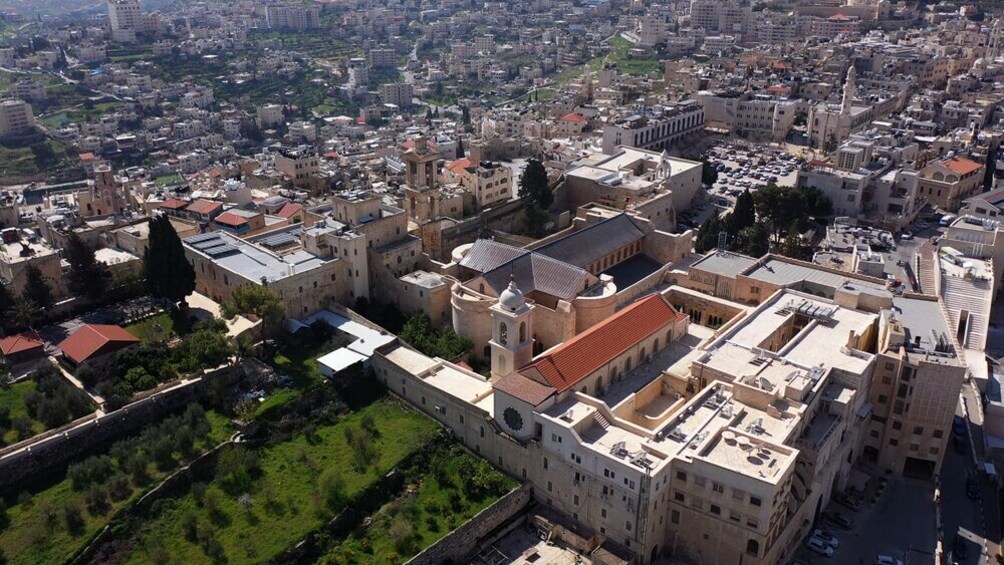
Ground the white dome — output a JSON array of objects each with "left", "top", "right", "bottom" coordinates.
[{"left": 498, "top": 279, "right": 525, "bottom": 311}]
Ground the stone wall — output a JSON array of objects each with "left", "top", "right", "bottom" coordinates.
[
  {"left": 0, "top": 363, "right": 245, "bottom": 494},
  {"left": 406, "top": 483, "right": 533, "bottom": 565}
]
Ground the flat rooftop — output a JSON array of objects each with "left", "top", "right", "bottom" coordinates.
[
  {"left": 890, "top": 296, "right": 959, "bottom": 363},
  {"left": 184, "top": 231, "right": 332, "bottom": 284},
  {"left": 382, "top": 342, "right": 495, "bottom": 407},
  {"left": 691, "top": 250, "right": 758, "bottom": 278},
  {"left": 745, "top": 257, "right": 890, "bottom": 297}
]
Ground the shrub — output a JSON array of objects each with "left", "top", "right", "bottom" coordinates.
[
  {"left": 62, "top": 502, "right": 85, "bottom": 535},
  {"left": 216, "top": 446, "right": 259, "bottom": 495},
  {"left": 318, "top": 468, "right": 346, "bottom": 511},
  {"left": 182, "top": 510, "right": 199, "bottom": 541}
]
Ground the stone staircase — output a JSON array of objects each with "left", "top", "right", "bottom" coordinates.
[
  {"left": 593, "top": 412, "right": 611, "bottom": 431},
  {"left": 940, "top": 272, "right": 992, "bottom": 351}
]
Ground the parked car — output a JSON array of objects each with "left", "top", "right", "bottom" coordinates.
[
  {"left": 875, "top": 555, "right": 903, "bottom": 565},
  {"left": 811, "top": 529, "right": 840, "bottom": 548},
  {"left": 953, "top": 534, "right": 969, "bottom": 559},
  {"left": 900, "top": 231, "right": 913, "bottom": 240},
  {"left": 826, "top": 512, "right": 854, "bottom": 530},
  {"left": 806, "top": 537, "right": 835, "bottom": 557}
]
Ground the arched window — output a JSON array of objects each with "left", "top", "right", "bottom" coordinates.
[
  {"left": 746, "top": 540, "right": 759, "bottom": 557},
  {"left": 484, "top": 345, "right": 490, "bottom": 359},
  {"left": 596, "top": 376, "right": 603, "bottom": 394},
  {"left": 519, "top": 321, "right": 526, "bottom": 343},
  {"left": 625, "top": 357, "right": 632, "bottom": 371},
  {"left": 654, "top": 338, "right": 660, "bottom": 351},
  {"left": 499, "top": 322, "right": 508, "bottom": 345},
  {"left": 498, "top": 355, "right": 506, "bottom": 374},
  {"left": 641, "top": 347, "right": 647, "bottom": 362}
]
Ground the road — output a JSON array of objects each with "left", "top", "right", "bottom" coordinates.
[{"left": 942, "top": 392, "right": 991, "bottom": 565}]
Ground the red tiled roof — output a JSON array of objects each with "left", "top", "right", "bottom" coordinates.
[
  {"left": 0, "top": 332, "right": 43, "bottom": 356},
  {"left": 186, "top": 199, "right": 223, "bottom": 216},
  {"left": 520, "top": 294, "right": 684, "bottom": 393},
  {"left": 494, "top": 372, "right": 555, "bottom": 406},
  {"left": 58, "top": 324, "right": 139, "bottom": 365},
  {"left": 941, "top": 157, "right": 983, "bottom": 176},
  {"left": 276, "top": 202, "right": 303, "bottom": 219},
  {"left": 765, "top": 85, "right": 789, "bottom": 93},
  {"left": 560, "top": 112, "right": 587, "bottom": 123},
  {"left": 446, "top": 158, "right": 474, "bottom": 174},
  {"left": 400, "top": 138, "right": 438, "bottom": 150},
  {"left": 214, "top": 211, "right": 248, "bottom": 227},
  {"left": 79, "top": 152, "right": 97, "bottom": 162},
  {"left": 161, "top": 197, "right": 189, "bottom": 210}
]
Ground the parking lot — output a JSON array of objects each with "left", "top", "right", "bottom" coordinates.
[
  {"left": 794, "top": 470, "right": 937, "bottom": 565},
  {"left": 705, "top": 143, "right": 803, "bottom": 207}
]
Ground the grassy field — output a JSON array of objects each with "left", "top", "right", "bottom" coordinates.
[
  {"left": 321, "top": 445, "right": 516, "bottom": 564},
  {"left": 256, "top": 337, "right": 335, "bottom": 418},
  {"left": 124, "top": 310, "right": 195, "bottom": 342},
  {"left": 554, "top": 35, "right": 661, "bottom": 85},
  {"left": 152, "top": 173, "right": 184, "bottom": 187},
  {"left": 121, "top": 401, "right": 439, "bottom": 564},
  {"left": 40, "top": 101, "right": 120, "bottom": 129},
  {"left": 0, "top": 380, "right": 46, "bottom": 444},
  {"left": 0, "top": 409, "right": 231, "bottom": 565}
]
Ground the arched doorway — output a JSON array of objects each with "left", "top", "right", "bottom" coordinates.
[{"left": 651, "top": 544, "right": 660, "bottom": 563}]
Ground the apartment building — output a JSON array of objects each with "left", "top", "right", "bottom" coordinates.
[
  {"left": 379, "top": 82, "right": 414, "bottom": 108},
  {"left": 0, "top": 228, "right": 68, "bottom": 301},
  {"left": 601, "top": 101, "right": 705, "bottom": 155},
  {"left": 446, "top": 159, "right": 512, "bottom": 209},
  {"left": 107, "top": 0, "right": 142, "bottom": 32},
  {"left": 0, "top": 99, "right": 34, "bottom": 137},
  {"left": 696, "top": 92, "right": 800, "bottom": 142},
  {"left": 369, "top": 48, "right": 397, "bottom": 68},
  {"left": 916, "top": 156, "right": 985, "bottom": 212},
  {"left": 274, "top": 146, "right": 320, "bottom": 188},
  {"left": 265, "top": 4, "right": 321, "bottom": 30},
  {"left": 690, "top": 0, "right": 753, "bottom": 43}
]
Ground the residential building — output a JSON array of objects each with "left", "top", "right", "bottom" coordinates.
[
  {"left": 0, "top": 99, "right": 34, "bottom": 137},
  {"left": 265, "top": 4, "right": 321, "bottom": 30},
  {"left": 380, "top": 82, "right": 414, "bottom": 108},
  {"left": 107, "top": 0, "right": 142, "bottom": 32},
  {"left": 446, "top": 159, "right": 512, "bottom": 209},
  {"left": 916, "top": 156, "right": 985, "bottom": 212},
  {"left": 601, "top": 101, "right": 705, "bottom": 155}
]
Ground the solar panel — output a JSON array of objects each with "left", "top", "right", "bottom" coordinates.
[
  {"left": 204, "top": 244, "right": 239, "bottom": 257},
  {"left": 260, "top": 232, "right": 297, "bottom": 248},
  {"left": 192, "top": 237, "right": 225, "bottom": 250},
  {"left": 185, "top": 232, "right": 218, "bottom": 245}
]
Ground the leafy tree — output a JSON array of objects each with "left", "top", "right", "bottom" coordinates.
[
  {"left": 735, "top": 222, "right": 771, "bottom": 257},
  {"left": 221, "top": 284, "right": 285, "bottom": 344},
  {"left": 0, "top": 283, "right": 13, "bottom": 321},
  {"left": 456, "top": 137, "right": 465, "bottom": 159},
  {"left": 399, "top": 313, "right": 472, "bottom": 359},
  {"left": 144, "top": 215, "right": 196, "bottom": 306},
  {"left": 518, "top": 159, "right": 552, "bottom": 236},
  {"left": 781, "top": 222, "right": 802, "bottom": 258},
  {"left": 701, "top": 160, "right": 719, "bottom": 185},
  {"left": 64, "top": 234, "right": 109, "bottom": 301},
  {"left": 174, "top": 329, "right": 233, "bottom": 372},
  {"left": 694, "top": 215, "right": 726, "bottom": 254},
  {"left": 22, "top": 265, "right": 53, "bottom": 310},
  {"left": 10, "top": 298, "right": 42, "bottom": 332},
  {"left": 728, "top": 189, "right": 756, "bottom": 235}
]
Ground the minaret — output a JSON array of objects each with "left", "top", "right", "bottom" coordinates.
[
  {"left": 988, "top": 20, "right": 1002, "bottom": 61},
  {"left": 841, "top": 66, "right": 857, "bottom": 116},
  {"left": 489, "top": 278, "right": 534, "bottom": 381}
]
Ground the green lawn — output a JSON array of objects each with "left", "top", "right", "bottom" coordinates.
[
  {"left": 0, "top": 380, "right": 45, "bottom": 444},
  {"left": 122, "top": 401, "right": 439, "bottom": 564},
  {"left": 258, "top": 339, "right": 333, "bottom": 418},
  {"left": 153, "top": 173, "right": 184, "bottom": 187},
  {"left": 124, "top": 311, "right": 194, "bottom": 342},
  {"left": 554, "top": 35, "right": 661, "bottom": 84},
  {"left": 321, "top": 445, "right": 515, "bottom": 564},
  {"left": 0, "top": 409, "right": 231, "bottom": 565},
  {"left": 40, "top": 101, "right": 121, "bottom": 129}
]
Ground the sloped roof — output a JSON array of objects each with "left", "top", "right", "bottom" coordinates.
[
  {"left": 160, "top": 197, "right": 189, "bottom": 210},
  {"left": 276, "top": 202, "right": 304, "bottom": 219},
  {"left": 561, "top": 112, "right": 587, "bottom": 123},
  {"left": 58, "top": 324, "right": 139, "bottom": 365},
  {"left": 519, "top": 294, "right": 683, "bottom": 393},
  {"left": 0, "top": 332, "right": 43, "bottom": 356},
  {"left": 186, "top": 199, "right": 223, "bottom": 215},
  {"left": 482, "top": 252, "right": 590, "bottom": 301},
  {"left": 446, "top": 158, "right": 475, "bottom": 174},
  {"left": 941, "top": 157, "right": 983, "bottom": 176},
  {"left": 494, "top": 372, "right": 555, "bottom": 406},
  {"left": 460, "top": 239, "right": 529, "bottom": 273},
  {"left": 534, "top": 214, "right": 645, "bottom": 269},
  {"left": 215, "top": 211, "right": 248, "bottom": 227}
]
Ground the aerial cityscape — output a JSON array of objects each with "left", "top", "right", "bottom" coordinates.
[{"left": 0, "top": 0, "right": 998, "bottom": 563}]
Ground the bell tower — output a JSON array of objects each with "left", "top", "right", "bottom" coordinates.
[{"left": 489, "top": 278, "right": 534, "bottom": 381}]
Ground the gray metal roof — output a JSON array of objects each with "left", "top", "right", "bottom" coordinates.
[
  {"left": 459, "top": 239, "right": 529, "bottom": 273},
  {"left": 746, "top": 258, "right": 889, "bottom": 295},
  {"left": 691, "top": 250, "right": 757, "bottom": 278},
  {"left": 890, "top": 296, "right": 954, "bottom": 356},
  {"left": 482, "top": 252, "right": 589, "bottom": 301},
  {"left": 534, "top": 214, "right": 645, "bottom": 269}
]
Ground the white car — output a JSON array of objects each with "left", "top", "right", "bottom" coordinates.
[
  {"left": 875, "top": 555, "right": 903, "bottom": 565},
  {"left": 806, "top": 537, "right": 835, "bottom": 557},
  {"left": 812, "top": 530, "right": 839, "bottom": 548}
]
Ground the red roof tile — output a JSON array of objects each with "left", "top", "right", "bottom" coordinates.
[
  {"left": 58, "top": 324, "right": 139, "bottom": 365},
  {"left": 186, "top": 199, "right": 223, "bottom": 216},
  {"left": 161, "top": 197, "right": 189, "bottom": 210},
  {"left": 520, "top": 294, "right": 684, "bottom": 393},
  {"left": 560, "top": 112, "right": 587, "bottom": 123},
  {"left": 941, "top": 157, "right": 983, "bottom": 176},
  {"left": 215, "top": 211, "right": 248, "bottom": 227},
  {"left": 79, "top": 152, "right": 97, "bottom": 162},
  {"left": 446, "top": 158, "right": 475, "bottom": 174},
  {"left": 276, "top": 202, "right": 303, "bottom": 219},
  {"left": 401, "top": 138, "right": 438, "bottom": 150},
  {"left": 494, "top": 372, "right": 555, "bottom": 406},
  {"left": 0, "top": 332, "right": 43, "bottom": 356}
]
